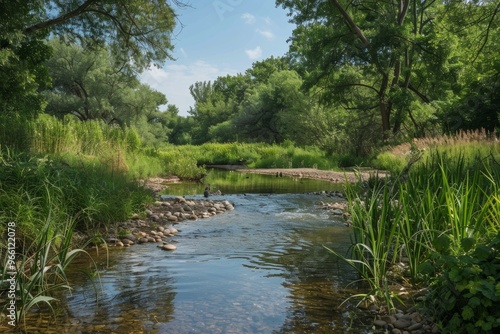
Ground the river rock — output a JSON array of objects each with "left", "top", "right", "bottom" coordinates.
[
  {"left": 122, "top": 234, "right": 136, "bottom": 241},
  {"left": 407, "top": 322, "right": 423, "bottom": 331},
  {"left": 121, "top": 238, "right": 134, "bottom": 245},
  {"left": 373, "top": 319, "right": 387, "bottom": 328},
  {"left": 167, "top": 215, "right": 178, "bottom": 222},
  {"left": 175, "top": 196, "right": 186, "bottom": 203},
  {"left": 393, "top": 318, "right": 412, "bottom": 329},
  {"left": 160, "top": 244, "right": 177, "bottom": 251}
]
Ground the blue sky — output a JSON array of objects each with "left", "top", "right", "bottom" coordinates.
[{"left": 140, "top": 1, "right": 295, "bottom": 116}]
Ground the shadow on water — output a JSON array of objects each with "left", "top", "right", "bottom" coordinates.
[{"left": 6, "top": 171, "right": 376, "bottom": 333}]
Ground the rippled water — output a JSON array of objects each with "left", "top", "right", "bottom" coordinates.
[{"left": 17, "top": 173, "right": 376, "bottom": 333}]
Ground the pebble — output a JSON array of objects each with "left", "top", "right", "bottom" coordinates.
[{"left": 393, "top": 318, "right": 412, "bottom": 329}]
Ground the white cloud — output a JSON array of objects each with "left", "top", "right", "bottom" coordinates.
[
  {"left": 245, "top": 46, "right": 262, "bottom": 60},
  {"left": 140, "top": 60, "right": 235, "bottom": 116},
  {"left": 241, "top": 13, "right": 256, "bottom": 24},
  {"left": 256, "top": 29, "right": 274, "bottom": 40}
]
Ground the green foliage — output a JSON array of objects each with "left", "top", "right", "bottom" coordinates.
[
  {"left": 43, "top": 40, "right": 171, "bottom": 147},
  {"left": 1, "top": 211, "right": 99, "bottom": 327},
  {"left": 0, "top": 149, "right": 151, "bottom": 243},
  {"left": 423, "top": 234, "right": 500, "bottom": 333},
  {"left": 1, "top": 0, "right": 179, "bottom": 122},
  {"left": 372, "top": 131, "right": 500, "bottom": 174},
  {"left": 276, "top": 0, "right": 500, "bottom": 141},
  {"left": 158, "top": 142, "right": 338, "bottom": 170},
  {"left": 337, "top": 143, "right": 499, "bottom": 318},
  {"left": 159, "top": 148, "right": 206, "bottom": 180}
]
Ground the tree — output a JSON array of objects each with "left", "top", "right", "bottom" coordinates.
[
  {"left": 188, "top": 74, "right": 251, "bottom": 144},
  {"left": 234, "top": 70, "right": 306, "bottom": 143},
  {"left": 0, "top": 0, "right": 181, "bottom": 117},
  {"left": 44, "top": 40, "right": 171, "bottom": 146},
  {"left": 277, "top": 0, "right": 500, "bottom": 140}
]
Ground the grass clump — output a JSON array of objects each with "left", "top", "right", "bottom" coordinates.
[
  {"left": 373, "top": 129, "right": 499, "bottom": 174},
  {"left": 334, "top": 141, "right": 500, "bottom": 332}
]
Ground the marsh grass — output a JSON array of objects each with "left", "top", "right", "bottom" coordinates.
[
  {"left": 373, "top": 129, "right": 499, "bottom": 173},
  {"left": 159, "top": 142, "right": 337, "bottom": 170},
  {"left": 333, "top": 143, "right": 500, "bottom": 314},
  {"left": 15, "top": 217, "right": 99, "bottom": 327}
]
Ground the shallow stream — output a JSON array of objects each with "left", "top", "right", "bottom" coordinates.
[{"left": 21, "top": 170, "right": 376, "bottom": 333}]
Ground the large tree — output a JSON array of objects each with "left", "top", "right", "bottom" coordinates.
[
  {"left": 188, "top": 74, "right": 251, "bottom": 144},
  {"left": 0, "top": 0, "right": 181, "bottom": 116},
  {"left": 44, "top": 40, "right": 171, "bottom": 145},
  {"left": 277, "top": 0, "right": 500, "bottom": 140}
]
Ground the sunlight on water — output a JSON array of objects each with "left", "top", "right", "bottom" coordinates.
[{"left": 14, "top": 173, "right": 376, "bottom": 334}]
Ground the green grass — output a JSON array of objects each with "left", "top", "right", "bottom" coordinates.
[
  {"left": 334, "top": 143, "right": 500, "bottom": 329},
  {"left": 158, "top": 142, "right": 339, "bottom": 170}
]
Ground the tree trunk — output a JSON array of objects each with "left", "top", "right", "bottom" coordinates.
[{"left": 380, "top": 100, "right": 391, "bottom": 139}]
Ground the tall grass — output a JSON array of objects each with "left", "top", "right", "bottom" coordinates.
[
  {"left": 373, "top": 129, "right": 499, "bottom": 174},
  {"left": 0, "top": 150, "right": 152, "bottom": 246},
  {"left": 2, "top": 215, "right": 99, "bottom": 327},
  {"left": 333, "top": 145, "right": 500, "bottom": 316},
  {"left": 159, "top": 142, "right": 338, "bottom": 170}
]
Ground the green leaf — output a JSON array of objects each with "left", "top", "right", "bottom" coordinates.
[
  {"left": 433, "top": 235, "right": 451, "bottom": 254},
  {"left": 462, "top": 305, "right": 474, "bottom": 320},
  {"left": 417, "top": 261, "right": 435, "bottom": 275},
  {"left": 473, "top": 245, "right": 492, "bottom": 261},
  {"left": 461, "top": 237, "right": 476, "bottom": 252},
  {"left": 468, "top": 296, "right": 481, "bottom": 307}
]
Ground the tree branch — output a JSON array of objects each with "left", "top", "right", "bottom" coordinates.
[
  {"left": 23, "top": 0, "right": 99, "bottom": 35},
  {"left": 328, "top": 0, "right": 370, "bottom": 48}
]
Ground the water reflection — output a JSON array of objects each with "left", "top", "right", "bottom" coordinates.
[
  {"left": 162, "top": 169, "right": 342, "bottom": 196},
  {"left": 6, "top": 176, "right": 376, "bottom": 333}
]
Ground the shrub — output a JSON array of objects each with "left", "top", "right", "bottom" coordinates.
[{"left": 422, "top": 233, "right": 500, "bottom": 333}]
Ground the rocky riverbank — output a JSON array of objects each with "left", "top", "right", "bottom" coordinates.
[{"left": 104, "top": 196, "right": 234, "bottom": 251}]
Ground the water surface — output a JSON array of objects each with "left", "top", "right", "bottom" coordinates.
[{"left": 20, "top": 172, "right": 375, "bottom": 333}]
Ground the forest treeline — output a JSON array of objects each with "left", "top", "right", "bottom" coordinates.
[{"left": 1, "top": 0, "right": 498, "bottom": 158}]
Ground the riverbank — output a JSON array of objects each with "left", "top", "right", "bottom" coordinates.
[
  {"left": 203, "top": 166, "right": 386, "bottom": 183},
  {"left": 99, "top": 196, "right": 235, "bottom": 251}
]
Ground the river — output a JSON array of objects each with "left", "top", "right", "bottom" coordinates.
[{"left": 19, "top": 170, "right": 376, "bottom": 333}]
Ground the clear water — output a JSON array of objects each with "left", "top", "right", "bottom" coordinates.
[{"left": 17, "top": 172, "right": 376, "bottom": 333}]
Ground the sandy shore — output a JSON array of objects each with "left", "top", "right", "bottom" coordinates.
[{"left": 237, "top": 168, "right": 384, "bottom": 183}]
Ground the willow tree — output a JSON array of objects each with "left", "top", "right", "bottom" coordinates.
[{"left": 276, "top": 0, "right": 499, "bottom": 140}]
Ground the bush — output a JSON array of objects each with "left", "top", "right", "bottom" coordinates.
[{"left": 423, "top": 233, "right": 500, "bottom": 333}]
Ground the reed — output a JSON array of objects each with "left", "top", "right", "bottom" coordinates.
[
  {"left": 15, "top": 217, "right": 98, "bottom": 326},
  {"left": 334, "top": 144, "right": 500, "bottom": 315},
  {"left": 373, "top": 129, "right": 499, "bottom": 173}
]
